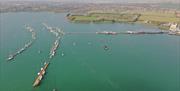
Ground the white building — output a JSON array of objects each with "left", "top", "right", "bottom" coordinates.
[{"left": 169, "top": 23, "right": 178, "bottom": 32}]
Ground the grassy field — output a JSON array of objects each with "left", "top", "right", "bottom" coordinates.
[
  {"left": 141, "top": 11, "right": 175, "bottom": 17},
  {"left": 68, "top": 13, "right": 140, "bottom": 23},
  {"left": 70, "top": 15, "right": 97, "bottom": 21},
  {"left": 67, "top": 11, "right": 180, "bottom": 29},
  {"left": 138, "top": 11, "right": 180, "bottom": 24},
  {"left": 139, "top": 15, "right": 179, "bottom": 23}
]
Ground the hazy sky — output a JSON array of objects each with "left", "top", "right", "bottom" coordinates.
[{"left": 0, "top": 0, "right": 179, "bottom": 3}]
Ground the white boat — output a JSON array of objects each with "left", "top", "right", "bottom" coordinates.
[
  {"left": 7, "top": 55, "right": 14, "bottom": 60},
  {"left": 96, "top": 31, "right": 117, "bottom": 35}
]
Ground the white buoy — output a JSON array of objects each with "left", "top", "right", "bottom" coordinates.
[
  {"left": 88, "top": 42, "right": 91, "bottom": 45},
  {"left": 73, "top": 42, "right": 76, "bottom": 46},
  {"left": 38, "top": 50, "right": 41, "bottom": 54},
  {"left": 62, "top": 52, "right": 64, "bottom": 56}
]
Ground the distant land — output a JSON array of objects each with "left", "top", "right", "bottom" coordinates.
[
  {"left": 50, "top": 0, "right": 180, "bottom": 3},
  {"left": 0, "top": 1, "right": 179, "bottom": 13},
  {"left": 1, "top": 0, "right": 180, "bottom": 3}
]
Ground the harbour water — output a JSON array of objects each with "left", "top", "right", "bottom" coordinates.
[{"left": 0, "top": 12, "right": 180, "bottom": 91}]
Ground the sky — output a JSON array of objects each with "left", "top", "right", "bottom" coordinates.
[{"left": 0, "top": 0, "right": 179, "bottom": 3}]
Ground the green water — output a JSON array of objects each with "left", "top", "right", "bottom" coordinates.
[{"left": 0, "top": 12, "right": 180, "bottom": 91}]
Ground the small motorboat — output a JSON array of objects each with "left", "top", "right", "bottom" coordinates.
[{"left": 104, "top": 45, "right": 109, "bottom": 51}]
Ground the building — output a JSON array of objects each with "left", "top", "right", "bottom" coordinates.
[{"left": 169, "top": 23, "right": 178, "bottom": 32}]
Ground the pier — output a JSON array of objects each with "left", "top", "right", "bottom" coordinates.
[
  {"left": 33, "top": 62, "right": 50, "bottom": 87},
  {"left": 33, "top": 24, "right": 64, "bottom": 87},
  {"left": 96, "top": 31, "right": 167, "bottom": 35},
  {"left": 49, "top": 39, "right": 60, "bottom": 59},
  {"left": 43, "top": 23, "right": 64, "bottom": 59},
  {"left": 7, "top": 26, "right": 36, "bottom": 61},
  {"left": 65, "top": 30, "right": 175, "bottom": 35},
  {"left": 25, "top": 25, "right": 36, "bottom": 40},
  {"left": 7, "top": 40, "right": 33, "bottom": 61}
]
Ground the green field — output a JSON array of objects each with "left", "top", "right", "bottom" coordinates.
[
  {"left": 70, "top": 15, "right": 97, "bottom": 21},
  {"left": 68, "top": 13, "right": 140, "bottom": 22},
  {"left": 138, "top": 11, "right": 180, "bottom": 24},
  {"left": 67, "top": 11, "right": 180, "bottom": 29},
  {"left": 139, "top": 15, "right": 179, "bottom": 23}
]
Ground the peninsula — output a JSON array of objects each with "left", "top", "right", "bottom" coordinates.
[{"left": 1, "top": 1, "right": 180, "bottom": 33}]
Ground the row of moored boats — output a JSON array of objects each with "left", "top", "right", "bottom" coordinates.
[
  {"left": 33, "top": 23, "right": 64, "bottom": 87},
  {"left": 7, "top": 25, "right": 36, "bottom": 61},
  {"left": 96, "top": 30, "right": 180, "bottom": 36}
]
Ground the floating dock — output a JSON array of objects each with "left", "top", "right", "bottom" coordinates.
[
  {"left": 32, "top": 24, "right": 64, "bottom": 88},
  {"left": 33, "top": 62, "right": 50, "bottom": 87},
  {"left": 7, "top": 40, "right": 33, "bottom": 61},
  {"left": 95, "top": 31, "right": 167, "bottom": 35},
  {"left": 43, "top": 23, "right": 64, "bottom": 59},
  {"left": 96, "top": 31, "right": 118, "bottom": 35},
  {"left": 126, "top": 31, "right": 166, "bottom": 34},
  {"left": 7, "top": 26, "right": 36, "bottom": 61},
  {"left": 69, "top": 31, "right": 167, "bottom": 36},
  {"left": 49, "top": 39, "right": 60, "bottom": 59}
]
